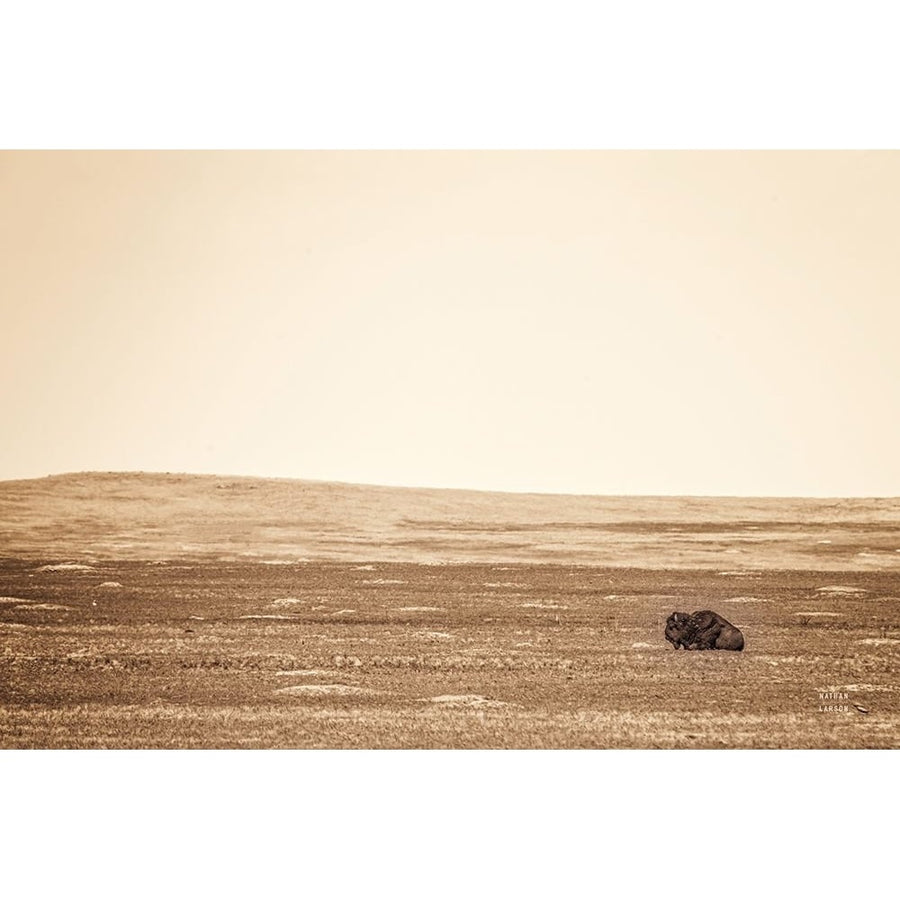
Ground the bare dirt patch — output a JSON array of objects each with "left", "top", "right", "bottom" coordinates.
[
  {"left": 275, "top": 669, "right": 336, "bottom": 677},
  {"left": 238, "top": 614, "right": 298, "bottom": 620},
  {"left": 277, "top": 684, "right": 375, "bottom": 696},
  {"left": 17, "top": 602, "right": 72, "bottom": 611},
  {"left": 522, "top": 602, "right": 568, "bottom": 609},
  {"left": 425, "top": 695, "right": 509, "bottom": 709}
]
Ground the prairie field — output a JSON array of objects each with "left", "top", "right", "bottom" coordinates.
[{"left": 1, "top": 473, "right": 899, "bottom": 748}]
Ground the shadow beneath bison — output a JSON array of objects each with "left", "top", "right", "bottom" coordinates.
[{"left": 665, "top": 610, "right": 744, "bottom": 651}]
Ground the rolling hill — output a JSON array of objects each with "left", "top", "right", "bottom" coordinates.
[{"left": 2, "top": 471, "right": 900, "bottom": 569}]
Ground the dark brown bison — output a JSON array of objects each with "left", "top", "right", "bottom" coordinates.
[{"left": 665, "top": 610, "right": 744, "bottom": 651}]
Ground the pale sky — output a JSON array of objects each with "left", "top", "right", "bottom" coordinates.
[{"left": 2, "top": 151, "right": 899, "bottom": 496}]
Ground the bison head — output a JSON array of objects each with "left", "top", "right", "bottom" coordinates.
[{"left": 665, "top": 612, "right": 692, "bottom": 648}]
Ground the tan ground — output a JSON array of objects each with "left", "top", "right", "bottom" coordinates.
[{"left": 1, "top": 473, "right": 898, "bottom": 748}]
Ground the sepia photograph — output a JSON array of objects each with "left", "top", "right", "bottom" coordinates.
[
  {"left": 2, "top": 149, "right": 898, "bottom": 750},
  {"left": 5, "top": 4, "right": 900, "bottom": 895}
]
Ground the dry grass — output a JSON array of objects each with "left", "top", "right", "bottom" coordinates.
[
  {"left": 1, "top": 556, "right": 898, "bottom": 748},
  {"left": 3, "top": 471, "right": 900, "bottom": 569}
]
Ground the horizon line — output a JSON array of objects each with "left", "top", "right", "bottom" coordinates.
[{"left": 2, "top": 468, "right": 898, "bottom": 503}]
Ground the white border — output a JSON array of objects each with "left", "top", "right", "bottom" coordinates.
[
  {"left": 3, "top": 2, "right": 899, "bottom": 148},
  {"left": 2, "top": 750, "right": 896, "bottom": 895}
]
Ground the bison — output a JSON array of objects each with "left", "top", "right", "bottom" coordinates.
[{"left": 665, "top": 610, "right": 744, "bottom": 651}]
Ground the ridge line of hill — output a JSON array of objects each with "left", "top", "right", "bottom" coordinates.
[{"left": 2, "top": 470, "right": 897, "bottom": 503}]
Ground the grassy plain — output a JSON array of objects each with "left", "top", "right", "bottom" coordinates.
[{"left": 1, "top": 473, "right": 898, "bottom": 748}]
